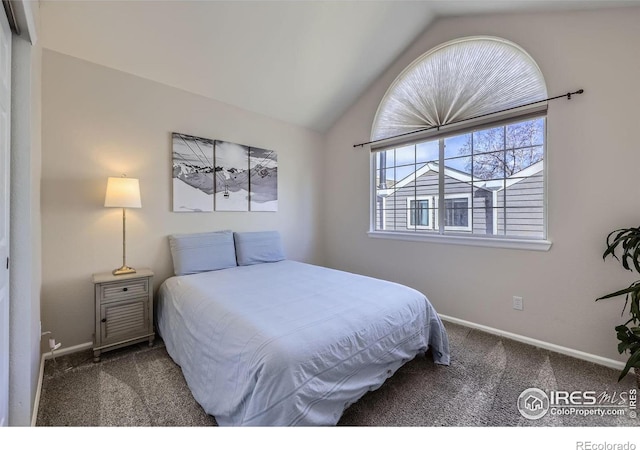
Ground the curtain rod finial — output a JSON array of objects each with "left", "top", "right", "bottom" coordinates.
[{"left": 568, "top": 88, "right": 585, "bottom": 99}]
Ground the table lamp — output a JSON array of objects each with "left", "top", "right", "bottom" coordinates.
[{"left": 104, "top": 175, "right": 141, "bottom": 275}]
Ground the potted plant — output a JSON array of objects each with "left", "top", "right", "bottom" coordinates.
[{"left": 597, "top": 227, "right": 640, "bottom": 387}]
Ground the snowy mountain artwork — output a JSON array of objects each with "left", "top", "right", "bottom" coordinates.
[
  {"left": 214, "top": 140, "right": 250, "bottom": 211},
  {"left": 249, "top": 147, "right": 278, "bottom": 211},
  {"left": 172, "top": 133, "right": 214, "bottom": 212},
  {"left": 171, "top": 132, "right": 278, "bottom": 213}
]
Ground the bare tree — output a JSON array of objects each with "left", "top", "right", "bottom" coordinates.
[{"left": 459, "top": 119, "right": 544, "bottom": 179}]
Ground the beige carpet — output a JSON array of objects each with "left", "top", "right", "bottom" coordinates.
[{"left": 36, "top": 321, "right": 639, "bottom": 427}]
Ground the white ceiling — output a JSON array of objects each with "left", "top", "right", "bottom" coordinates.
[{"left": 39, "top": 0, "right": 640, "bottom": 133}]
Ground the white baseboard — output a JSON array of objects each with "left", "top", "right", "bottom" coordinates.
[
  {"left": 439, "top": 314, "right": 626, "bottom": 371},
  {"left": 30, "top": 353, "right": 46, "bottom": 426},
  {"left": 31, "top": 341, "right": 94, "bottom": 426},
  {"left": 42, "top": 341, "right": 93, "bottom": 360}
]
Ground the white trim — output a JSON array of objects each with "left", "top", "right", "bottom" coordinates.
[
  {"left": 43, "top": 341, "right": 93, "bottom": 360},
  {"left": 542, "top": 118, "right": 549, "bottom": 242},
  {"left": 501, "top": 160, "right": 544, "bottom": 190},
  {"left": 391, "top": 162, "right": 476, "bottom": 192},
  {"left": 368, "top": 230, "right": 552, "bottom": 251},
  {"left": 443, "top": 193, "right": 472, "bottom": 232},
  {"left": 492, "top": 190, "right": 498, "bottom": 235},
  {"left": 370, "top": 154, "right": 377, "bottom": 232},
  {"left": 12, "top": 0, "right": 39, "bottom": 45},
  {"left": 31, "top": 353, "right": 45, "bottom": 426},
  {"left": 438, "top": 314, "right": 626, "bottom": 371}
]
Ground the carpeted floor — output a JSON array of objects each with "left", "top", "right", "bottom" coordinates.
[{"left": 36, "top": 321, "right": 639, "bottom": 427}]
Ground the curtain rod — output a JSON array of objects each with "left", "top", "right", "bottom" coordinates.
[
  {"left": 2, "top": 0, "right": 20, "bottom": 35},
  {"left": 354, "top": 89, "right": 584, "bottom": 149}
]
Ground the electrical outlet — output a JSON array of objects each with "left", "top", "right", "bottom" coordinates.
[{"left": 513, "top": 296, "right": 524, "bottom": 311}]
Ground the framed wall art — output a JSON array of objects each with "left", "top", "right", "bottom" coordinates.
[{"left": 172, "top": 132, "right": 278, "bottom": 212}]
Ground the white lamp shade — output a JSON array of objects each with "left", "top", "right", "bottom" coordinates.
[{"left": 104, "top": 177, "right": 142, "bottom": 208}]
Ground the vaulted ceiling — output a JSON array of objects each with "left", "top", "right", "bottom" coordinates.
[{"left": 39, "top": 0, "right": 639, "bottom": 132}]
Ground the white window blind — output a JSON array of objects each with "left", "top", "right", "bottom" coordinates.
[{"left": 371, "top": 36, "right": 548, "bottom": 144}]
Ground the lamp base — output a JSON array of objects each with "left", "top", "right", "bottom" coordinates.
[{"left": 112, "top": 265, "right": 137, "bottom": 276}]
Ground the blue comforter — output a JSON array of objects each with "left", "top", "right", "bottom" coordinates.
[{"left": 156, "top": 260, "right": 450, "bottom": 426}]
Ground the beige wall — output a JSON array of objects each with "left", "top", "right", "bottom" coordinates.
[
  {"left": 323, "top": 7, "right": 640, "bottom": 363},
  {"left": 41, "top": 50, "right": 325, "bottom": 349}
]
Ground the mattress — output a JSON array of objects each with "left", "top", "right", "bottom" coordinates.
[{"left": 156, "top": 260, "right": 450, "bottom": 426}]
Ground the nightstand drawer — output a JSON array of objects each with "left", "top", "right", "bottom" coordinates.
[{"left": 100, "top": 278, "right": 149, "bottom": 302}]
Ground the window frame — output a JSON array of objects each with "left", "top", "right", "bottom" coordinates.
[
  {"left": 369, "top": 109, "right": 551, "bottom": 251},
  {"left": 443, "top": 193, "right": 473, "bottom": 232},
  {"left": 406, "top": 196, "right": 436, "bottom": 230}
]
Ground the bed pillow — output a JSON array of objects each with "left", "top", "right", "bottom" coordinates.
[
  {"left": 234, "top": 231, "right": 285, "bottom": 266},
  {"left": 169, "top": 230, "right": 237, "bottom": 276}
]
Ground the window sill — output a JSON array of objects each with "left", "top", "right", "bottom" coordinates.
[{"left": 367, "top": 230, "right": 552, "bottom": 251}]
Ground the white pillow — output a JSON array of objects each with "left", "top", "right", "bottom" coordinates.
[
  {"left": 234, "top": 231, "right": 285, "bottom": 266},
  {"left": 169, "top": 230, "right": 237, "bottom": 276}
]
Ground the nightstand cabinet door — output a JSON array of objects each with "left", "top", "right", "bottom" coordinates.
[
  {"left": 92, "top": 269, "right": 155, "bottom": 362},
  {"left": 100, "top": 297, "right": 149, "bottom": 344}
]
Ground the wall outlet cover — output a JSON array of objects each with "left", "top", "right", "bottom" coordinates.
[{"left": 513, "top": 296, "right": 524, "bottom": 311}]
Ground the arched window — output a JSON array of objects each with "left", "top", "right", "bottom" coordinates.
[{"left": 370, "top": 36, "right": 550, "bottom": 250}]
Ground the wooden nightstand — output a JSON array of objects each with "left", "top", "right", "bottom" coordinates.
[{"left": 92, "top": 268, "right": 155, "bottom": 362}]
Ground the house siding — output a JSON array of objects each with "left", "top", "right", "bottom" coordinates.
[
  {"left": 379, "top": 170, "right": 490, "bottom": 233},
  {"left": 377, "top": 168, "right": 544, "bottom": 237},
  {"left": 496, "top": 171, "right": 544, "bottom": 238}
]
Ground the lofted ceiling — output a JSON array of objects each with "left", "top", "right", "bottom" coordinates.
[{"left": 39, "top": 0, "right": 640, "bottom": 132}]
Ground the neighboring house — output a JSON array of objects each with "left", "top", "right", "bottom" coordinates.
[{"left": 376, "top": 160, "right": 544, "bottom": 238}]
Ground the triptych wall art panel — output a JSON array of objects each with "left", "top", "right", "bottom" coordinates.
[{"left": 172, "top": 132, "right": 278, "bottom": 212}]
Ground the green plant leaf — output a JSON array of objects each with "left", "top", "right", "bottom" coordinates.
[
  {"left": 633, "top": 242, "right": 640, "bottom": 273},
  {"left": 621, "top": 241, "right": 631, "bottom": 270},
  {"left": 603, "top": 228, "right": 640, "bottom": 271},
  {"left": 600, "top": 227, "right": 640, "bottom": 381},
  {"left": 597, "top": 284, "right": 640, "bottom": 301},
  {"left": 631, "top": 289, "right": 640, "bottom": 318},
  {"left": 617, "top": 350, "right": 640, "bottom": 381},
  {"left": 604, "top": 229, "right": 632, "bottom": 261},
  {"left": 618, "top": 342, "right": 630, "bottom": 354},
  {"left": 614, "top": 324, "right": 640, "bottom": 353},
  {"left": 622, "top": 236, "right": 640, "bottom": 270}
]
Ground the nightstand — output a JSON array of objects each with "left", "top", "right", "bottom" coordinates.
[{"left": 92, "top": 268, "right": 155, "bottom": 362}]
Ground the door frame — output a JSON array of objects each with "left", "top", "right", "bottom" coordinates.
[{"left": 0, "top": 2, "right": 12, "bottom": 427}]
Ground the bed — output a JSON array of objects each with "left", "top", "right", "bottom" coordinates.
[{"left": 156, "top": 230, "right": 450, "bottom": 426}]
